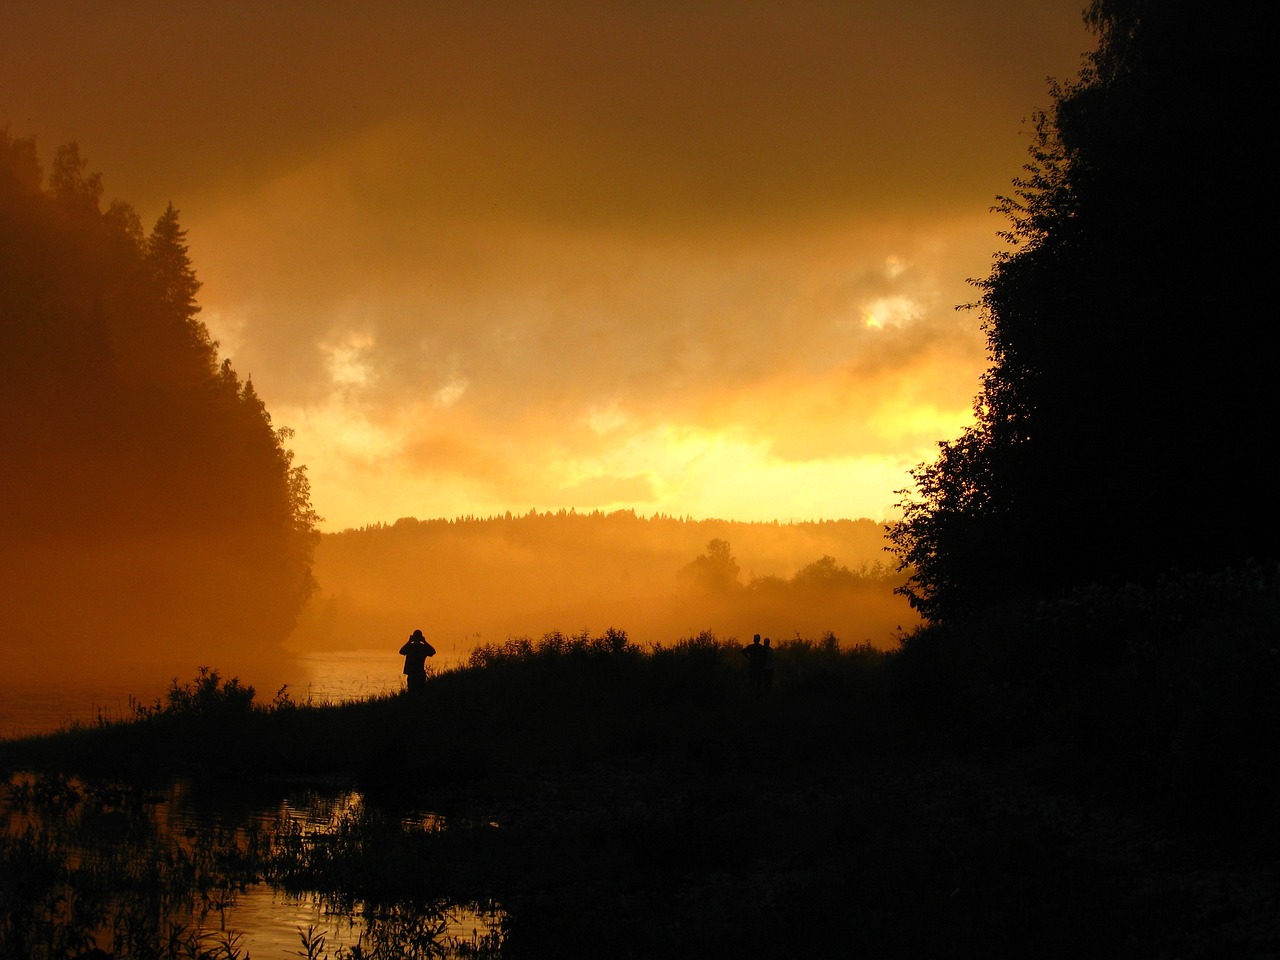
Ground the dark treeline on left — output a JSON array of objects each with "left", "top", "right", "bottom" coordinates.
[{"left": 0, "top": 132, "right": 319, "bottom": 676}]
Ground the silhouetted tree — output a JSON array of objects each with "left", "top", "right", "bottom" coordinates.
[
  {"left": 792, "top": 555, "right": 857, "bottom": 592},
  {"left": 889, "top": 0, "right": 1270, "bottom": 620},
  {"left": 48, "top": 142, "right": 103, "bottom": 213},
  {"left": 677, "top": 538, "right": 742, "bottom": 596},
  {"left": 0, "top": 132, "right": 319, "bottom": 668},
  {"left": 146, "top": 202, "right": 204, "bottom": 328}
]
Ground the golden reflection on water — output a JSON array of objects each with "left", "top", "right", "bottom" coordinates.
[
  {"left": 212, "top": 885, "right": 499, "bottom": 958},
  {"left": 160, "top": 784, "right": 492, "bottom": 955}
]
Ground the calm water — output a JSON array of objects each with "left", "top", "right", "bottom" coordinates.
[
  {"left": 0, "top": 649, "right": 467, "bottom": 740},
  {"left": 162, "top": 786, "right": 497, "bottom": 957},
  {"left": 203, "top": 887, "right": 498, "bottom": 958}
]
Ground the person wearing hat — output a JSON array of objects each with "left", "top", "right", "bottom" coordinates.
[{"left": 399, "top": 629, "right": 436, "bottom": 694}]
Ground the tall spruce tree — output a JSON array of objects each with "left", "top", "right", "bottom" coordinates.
[
  {"left": 889, "top": 0, "right": 1270, "bottom": 621},
  {"left": 145, "top": 202, "right": 204, "bottom": 328}
]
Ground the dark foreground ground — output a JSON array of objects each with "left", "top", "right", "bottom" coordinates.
[
  {"left": 3, "top": 613, "right": 1278, "bottom": 959},
  {"left": 390, "top": 664, "right": 1278, "bottom": 959},
  {"left": 448, "top": 746, "right": 1278, "bottom": 959}
]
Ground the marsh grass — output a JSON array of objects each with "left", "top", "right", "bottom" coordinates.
[
  {"left": 0, "top": 772, "right": 503, "bottom": 959},
  {"left": 0, "top": 772, "right": 265, "bottom": 959}
]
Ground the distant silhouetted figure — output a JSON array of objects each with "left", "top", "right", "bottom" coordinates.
[
  {"left": 399, "top": 629, "right": 435, "bottom": 694},
  {"left": 743, "top": 634, "right": 767, "bottom": 690},
  {"left": 762, "top": 637, "right": 775, "bottom": 691}
]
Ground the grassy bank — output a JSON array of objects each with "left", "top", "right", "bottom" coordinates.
[{"left": 3, "top": 565, "right": 1279, "bottom": 958}]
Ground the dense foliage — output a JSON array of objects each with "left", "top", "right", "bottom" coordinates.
[
  {"left": 889, "top": 0, "right": 1271, "bottom": 620},
  {"left": 0, "top": 132, "right": 319, "bottom": 666}
]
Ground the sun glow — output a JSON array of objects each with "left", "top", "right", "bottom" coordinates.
[
  {"left": 542, "top": 422, "right": 916, "bottom": 524},
  {"left": 286, "top": 401, "right": 405, "bottom": 467},
  {"left": 862, "top": 295, "right": 920, "bottom": 330}
]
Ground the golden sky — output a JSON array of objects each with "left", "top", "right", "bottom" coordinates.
[{"left": 2, "top": 1, "right": 1092, "bottom": 530}]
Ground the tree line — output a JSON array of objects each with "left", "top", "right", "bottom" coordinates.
[{"left": 0, "top": 132, "right": 319, "bottom": 672}]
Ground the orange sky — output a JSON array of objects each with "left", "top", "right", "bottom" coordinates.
[{"left": 2, "top": 1, "right": 1093, "bottom": 530}]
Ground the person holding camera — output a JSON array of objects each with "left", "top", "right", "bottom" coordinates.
[{"left": 399, "top": 629, "right": 436, "bottom": 694}]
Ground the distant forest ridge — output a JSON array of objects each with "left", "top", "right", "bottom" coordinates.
[
  {"left": 348, "top": 508, "right": 884, "bottom": 526},
  {"left": 340, "top": 509, "right": 893, "bottom": 572},
  {"left": 290, "top": 510, "right": 915, "bottom": 656}
]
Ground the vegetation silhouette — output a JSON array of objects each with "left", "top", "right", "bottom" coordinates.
[
  {"left": 0, "top": 770, "right": 502, "bottom": 959},
  {"left": 0, "top": 132, "right": 320, "bottom": 676},
  {"left": 676, "top": 536, "right": 741, "bottom": 595},
  {"left": 889, "top": 0, "right": 1273, "bottom": 621}
]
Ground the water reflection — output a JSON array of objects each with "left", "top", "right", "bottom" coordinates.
[
  {"left": 207, "top": 885, "right": 500, "bottom": 958},
  {"left": 1, "top": 773, "right": 503, "bottom": 958}
]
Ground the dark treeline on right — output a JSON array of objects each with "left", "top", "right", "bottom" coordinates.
[
  {"left": 890, "top": 0, "right": 1271, "bottom": 620},
  {"left": 882, "top": 0, "right": 1279, "bottom": 857}
]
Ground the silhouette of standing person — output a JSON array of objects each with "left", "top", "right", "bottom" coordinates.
[
  {"left": 743, "top": 634, "right": 766, "bottom": 690},
  {"left": 399, "top": 629, "right": 435, "bottom": 694},
  {"left": 762, "top": 637, "right": 775, "bottom": 691}
]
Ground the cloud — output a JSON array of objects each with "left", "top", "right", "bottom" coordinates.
[
  {"left": 217, "top": 211, "right": 996, "bottom": 526},
  {"left": 1, "top": 0, "right": 1093, "bottom": 527}
]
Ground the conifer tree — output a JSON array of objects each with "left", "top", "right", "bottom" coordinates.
[{"left": 146, "top": 203, "right": 203, "bottom": 323}]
